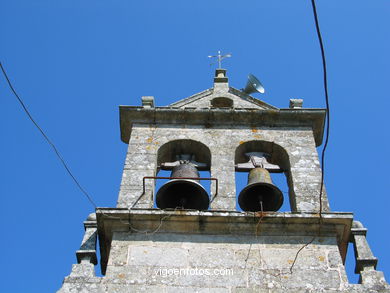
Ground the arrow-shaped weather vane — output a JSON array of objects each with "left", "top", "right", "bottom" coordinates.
[{"left": 208, "top": 50, "right": 232, "bottom": 69}]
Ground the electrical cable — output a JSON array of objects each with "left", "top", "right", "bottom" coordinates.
[
  {"left": 0, "top": 61, "right": 98, "bottom": 208},
  {"left": 311, "top": 0, "right": 330, "bottom": 218},
  {"left": 311, "top": 0, "right": 330, "bottom": 216},
  {"left": 0, "top": 63, "right": 180, "bottom": 230},
  {"left": 289, "top": 0, "right": 331, "bottom": 273},
  {"left": 0, "top": 68, "right": 191, "bottom": 230}
]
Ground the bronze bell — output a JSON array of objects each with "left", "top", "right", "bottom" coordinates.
[
  {"left": 156, "top": 163, "right": 209, "bottom": 210},
  {"left": 238, "top": 167, "right": 283, "bottom": 212}
]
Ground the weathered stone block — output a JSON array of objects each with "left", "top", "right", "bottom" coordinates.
[
  {"left": 128, "top": 246, "right": 189, "bottom": 267},
  {"left": 280, "top": 269, "right": 341, "bottom": 290}
]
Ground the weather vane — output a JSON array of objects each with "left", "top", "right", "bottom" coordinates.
[{"left": 208, "top": 50, "right": 232, "bottom": 68}]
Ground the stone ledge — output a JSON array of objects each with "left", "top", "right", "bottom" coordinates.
[
  {"left": 96, "top": 208, "right": 352, "bottom": 275},
  {"left": 119, "top": 107, "right": 326, "bottom": 146}
]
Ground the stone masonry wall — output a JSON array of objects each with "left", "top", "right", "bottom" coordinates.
[
  {"left": 58, "top": 215, "right": 390, "bottom": 293},
  {"left": 117, "top": 123, "right": 329, "bottom": 212},
  {"left": 58, "top": 232, "right": 357, "bottom": 292},
  {"left": 102, "top": 232, "right": 348, "bottom": 291}
]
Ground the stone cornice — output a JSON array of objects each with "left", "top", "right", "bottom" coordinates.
[{"left": 119, "top": 106, "right": 326, "bottom": 146}]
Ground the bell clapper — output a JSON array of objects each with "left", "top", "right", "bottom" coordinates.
[{"left": 179, "top": 197, "right": 186, "bottom": 209}]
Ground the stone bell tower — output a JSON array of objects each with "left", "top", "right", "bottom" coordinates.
[{"left": 58, "top": 69, "right": 389, "bottom": 292}]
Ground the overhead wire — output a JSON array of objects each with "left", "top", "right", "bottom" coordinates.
[
  {"left": 0, "top": 65, "right": 176, "bottom": 233},
  {"left": 0, "top": 67, "right": 181, "bottom": 235},
  {"left": 311, "top": 0, "right": 330, "bottom": 216},
  {"left": 0, "top": 61, "right": 98, "bottom": 208},
  {"left": 289, "top": 0, "right": 331, "bottom": 273}
]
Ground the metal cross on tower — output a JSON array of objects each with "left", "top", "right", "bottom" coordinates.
[{"left": 208, "top": 50, "right": 232, "bottom": 68}]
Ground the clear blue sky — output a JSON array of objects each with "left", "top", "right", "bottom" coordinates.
[{"left": 1, "top": 1, "right": 389, "bottom": 292}]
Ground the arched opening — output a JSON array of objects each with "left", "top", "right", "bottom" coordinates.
[
  {"left": 155, "top": 139, "right": 212, "bottom": 210},
  {"left": 234, "top": 140, "right": 293, "bottom": 212},
  {"left": 157, "top": 139, "right": 211, "bottom": 168},
  {"left": 211, "top": 97, "right": 234, "bottom": 108}
]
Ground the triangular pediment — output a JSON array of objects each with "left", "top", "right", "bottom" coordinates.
[{"left": 168, "top": 87, "right": 278, "bottom": 110}]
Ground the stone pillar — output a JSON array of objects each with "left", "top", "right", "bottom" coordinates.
[
  {"left": 210, "top": 153, "right": 236, "bottom": 210},
  {"left": 351, "top": 221, "right": 387, "bottom": 287},
  {"left": 287, "top": 141, "right": 330, "bottom": 212},
  {"left": 213, "top": 68, "right": 229, "bottom": 93},
  {"left": 76, "top": 213, "right": 98, "bottom": 265},
  {"left": 58, "top": 212, "right": 99, "bottom": 288},
  {"left": 117, "top": 124, "right": 157, "bottom": 208}
]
